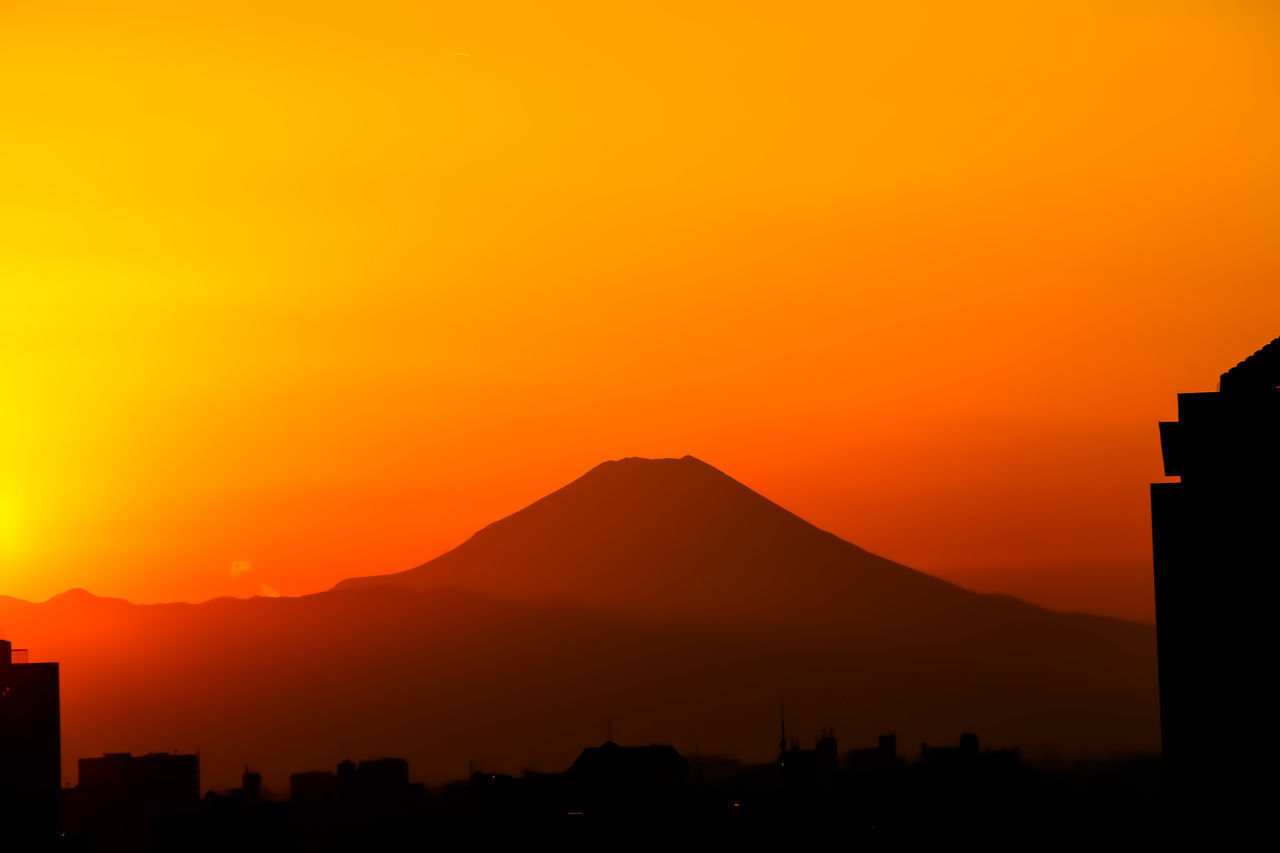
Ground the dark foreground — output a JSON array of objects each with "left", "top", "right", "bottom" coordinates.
[{"left": 48, "top": 737, "right": 1173, "bottom": 852}]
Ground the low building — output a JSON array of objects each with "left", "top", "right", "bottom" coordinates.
[{"left": 65, "top": 751, "right": 200, "bottom": 853}]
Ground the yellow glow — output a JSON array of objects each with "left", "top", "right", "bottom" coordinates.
[{"left": 0, "top": 496, "right": 19, "bottom": 561}]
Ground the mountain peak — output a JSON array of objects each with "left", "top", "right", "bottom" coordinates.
[
  {"left": 333, "top": 454, "right": 962, "bottom": 627},
  {"left": 587, "top": 454, "right": 712, "bottom": 471},
  {"left": 46, "top": 587, "right": 101, "bottom": 603},
  {"left": 577, "top": 454, "right": 745, "bottom": 487},
  {"left": 518, "top": 454, "right": 789, "bottom": 530}
]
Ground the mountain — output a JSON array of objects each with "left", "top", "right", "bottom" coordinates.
[
  {"left": 0, "top": 457, "right": 1159, "bottom": 792},
  {"left": 334, "top": 456, "right": 1151, "bottom": 649},
  {"left": 337, "top": 456, "right": 981, "bottom": 626}
]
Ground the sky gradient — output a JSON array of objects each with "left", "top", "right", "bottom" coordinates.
[{"left": 3, "top": 0, "right": 1278, "bottom": 621}]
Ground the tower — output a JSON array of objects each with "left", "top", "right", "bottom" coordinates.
[{"left": 778, "top": 699, "right": 787, "bottom": 757}]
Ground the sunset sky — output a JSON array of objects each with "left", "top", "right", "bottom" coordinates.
[{"left": 2, "top": 0, "right": 1277, "bottom": 621}]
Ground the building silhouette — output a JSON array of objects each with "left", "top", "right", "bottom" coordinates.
[
  {"left": 152, "top": 767, "right": 289, "bottom": 853},
  {"left": 566, "top": 740, "right": 688, "bottom": 819},
  {"left": 0, "top": 638, "right": 61, "bottom": 849},
  {"left": 290, "top": 756, "right": 422, "bottom": 811},
  {"left": 847, "top": 734, "right": 899, "bottom": 773},
  {"left": 778, "top": 728, "right": 840, "bottom": 780},
  {"left": 919, "top": 733, "right": 1020, "bottom": 769},
  {"left": 288, "top": 756, "right": 425, "bottom": 848},
  {"left": 64, "top": 751, "right": 200, "bottom": 853},
  {"left": 47, "top": 727, "right": 1170, "bottom": 849},
  {"left": 1151, "top": 335, "right": 1278, "bottom": 817}
]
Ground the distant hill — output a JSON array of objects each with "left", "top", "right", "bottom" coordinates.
[{"left": 0, "top": 457, "right": 1159, "bottom": 792}]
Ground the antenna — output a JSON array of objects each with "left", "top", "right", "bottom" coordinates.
[{"left": 778, "top": 698, "right": 787, "bottom": 754}]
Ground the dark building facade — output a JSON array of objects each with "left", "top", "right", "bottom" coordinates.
[
  {"left": 65, "top": 752, "right": 200, "bottom": 852},
  {"left": 847, "top": 734, "right": 899, "bottom": 773},
  {"left": 566, "top": 741, "right": 688, "bottom": 819},
  {"left": 0, "top": 638, "right": 61, "bottom": 849},
  {"left": 1151, "top": 336, "right": 1278, "bottom": 815},
  {"left": 290, "top": 756, "right": 420, "bottom": 808},
  {"left": 567, "top": 741, "right": 688, "bottom": 789}
]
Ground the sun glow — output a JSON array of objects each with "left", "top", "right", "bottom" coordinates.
[{"left": 0, "top": 496, "right": 20, "bottom": 564}]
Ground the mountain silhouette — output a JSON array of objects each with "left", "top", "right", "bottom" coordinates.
[
  {"left": 337, "top": 456, "right": 978, "bottom": 626},
  {"left": 334, "top": 456, "right": 1139, "bottom": 647},
  {"left": 0, "top": 456, "right": 1158, "bottom": 791}
]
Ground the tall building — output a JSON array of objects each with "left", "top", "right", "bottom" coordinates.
[
  {"left": 0, "top": 638, "right": 62, "bottom": 848},
  {"left": 1151, "top": 335, "right": 1278, "bottom": 814}
]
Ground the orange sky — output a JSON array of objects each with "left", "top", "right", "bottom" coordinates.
[{"left": 2, "top": 0, "right": 1278, "bottom": 622}]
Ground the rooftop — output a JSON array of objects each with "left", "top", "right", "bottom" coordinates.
[{"left": 1220, "top": 335, "right": 1280, "bottom": 393}]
